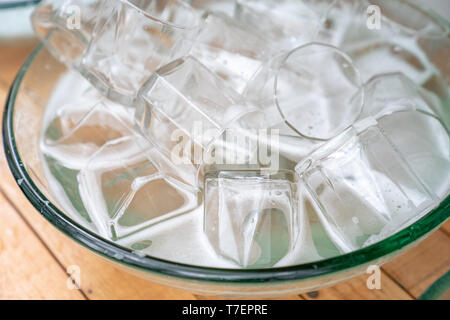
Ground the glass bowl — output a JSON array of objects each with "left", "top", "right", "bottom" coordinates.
[{"left": 3, "top": 35, "right": 450, "bottom": 299}]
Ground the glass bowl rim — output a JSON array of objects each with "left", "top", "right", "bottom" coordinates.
[
  {"left": 3, "top": 43, "right": 449, "bottom": 284},
  {"left": 0, "top": 0, "right": 40, "bottom": 10}
]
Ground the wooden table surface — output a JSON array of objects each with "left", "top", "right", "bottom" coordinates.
[{"left": 0, "top": 42, "right": 449, "bottom": 300}]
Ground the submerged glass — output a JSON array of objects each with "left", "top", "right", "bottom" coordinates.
[
  {"left": 174, "top": 11, "right": 271, "bottom": 94},
  {"left": 235, "top": 0, "right": 331, "bottom": 50},
  {"left": 204, "top": 170, "right": 302, "bottom": 268},
  {"left": 136, "top": 55, "right": 269, "bottom": 186},
  {"left": 80, "top": 0, "right": 199, "bottom": 104},
  {"left": 245, "top": 43, "right": 363, "bottom": 141},
  {"left": 77, "top": 136, "right": 200, "bottom": 240}
]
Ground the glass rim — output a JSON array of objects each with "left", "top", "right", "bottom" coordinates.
[
  {"left": 0, "top": 0, "right": 40, "bottom": 10},
  {"left": 3, "top": 43, "right": 449, "bottom": 284}
]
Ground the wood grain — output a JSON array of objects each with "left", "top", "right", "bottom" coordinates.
[
  {"left": 441, "top": 220, "right": 450, "bottom": 236},
  {"left": 0, "top": 91, "right": 196, "bottom": 300},
  {"left": 382, "top": 230, "right": 450, "bottom": 298},
  {"left": 0, "top": 191, "right": 85, "bottom": 300},
  {"left": 0, "top": 55, "right": 197, "bottom": 300},
  {"left": 0, "top": 42, "right": 38, "bottom": 85},
  {"left": 301, "top": 273, "right": 412, "bottom": 300}
]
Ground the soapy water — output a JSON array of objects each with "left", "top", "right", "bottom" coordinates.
[{"left": 36, "top": 0, "right": 450, "bottom": 268}]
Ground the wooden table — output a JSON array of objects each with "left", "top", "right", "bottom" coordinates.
[{"left": 0, "top": 42, "right": 449, "bottom": 300}]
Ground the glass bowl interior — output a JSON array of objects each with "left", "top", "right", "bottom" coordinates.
[
  {"left": 0, "top": 0, "right": 40, "bottom": 9},
  {"left": 0, "top": 0, "right": 40, "bottom": 42},
  {"left": 3, "top": 38, "right": 450, "bottom": 297}
]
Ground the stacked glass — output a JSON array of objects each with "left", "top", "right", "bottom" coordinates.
[{"left": 35, "top": 0, "right": 449, "bottom": 268}]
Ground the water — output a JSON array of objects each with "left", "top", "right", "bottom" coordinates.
[
  {"left": 37, "top": 0, "right": 449, "bottom": 269},
  {"left": 39, "top": 71, "right": 326, "bottom": 268},
  {"left": 297, "top": 124, "right": 436, "bottom": 252},
  {"left": 77, "top": 136, "right": 200, "bottom": 240},
  {"left": 204, "top": 170, "right": 301, "bottom": 268}
]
